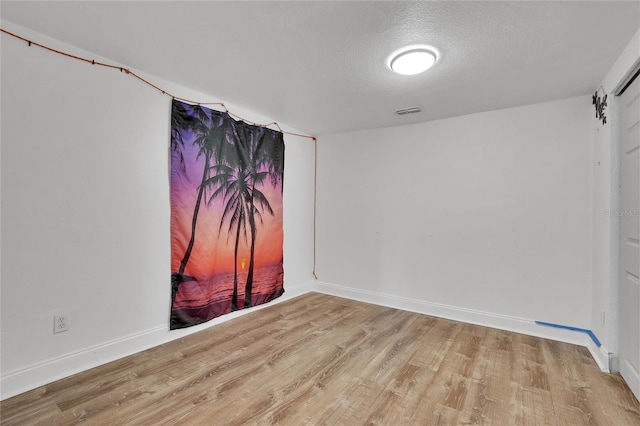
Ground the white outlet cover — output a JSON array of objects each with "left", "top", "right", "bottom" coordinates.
[{"left": 54, "top": 313, "right": 69, "bottom": 333}]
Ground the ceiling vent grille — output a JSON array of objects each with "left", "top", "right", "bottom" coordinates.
[{"left": 395, "top": 106, "right": 422, "bottom": 115}]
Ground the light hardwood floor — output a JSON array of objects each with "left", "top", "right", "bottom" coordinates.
[{"left": 1, "top": 292, "right": 639, "bottom": 425}]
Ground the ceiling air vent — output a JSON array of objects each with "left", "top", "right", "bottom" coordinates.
[{"left": 395, "top": 106, "right": 422, "bottom": 116}]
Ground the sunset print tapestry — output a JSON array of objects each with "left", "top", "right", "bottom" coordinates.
[{"left": 170, "top": 99, "right": 285, "bottom": 329}]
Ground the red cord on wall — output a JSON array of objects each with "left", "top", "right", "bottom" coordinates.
[
  {"left": 312, "top": 137, "right": 319, "bottom": 280},
  {"left": 1, "top": 26, "right": 320, "bottom": 280}
]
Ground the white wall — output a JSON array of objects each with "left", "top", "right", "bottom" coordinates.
[
  {"left": 3, "top": 18, "right": 632, "bottom": 402},
  {"left": 0, "top": 21, "right": 315, "bottom": 399},
  {"left": 316, "top": 96, "right": 594, "bottom": 348},
  {"left": 591, "top": 29, "right": 640, "bottom": 365}
]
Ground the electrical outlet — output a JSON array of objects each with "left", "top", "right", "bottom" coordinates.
[{"left": 54, "top": 313, "right": 69, "bottom": 333}]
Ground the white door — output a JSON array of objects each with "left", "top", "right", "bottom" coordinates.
[{"left": 619, "top": 74, "right": 640, "bottom": 401}]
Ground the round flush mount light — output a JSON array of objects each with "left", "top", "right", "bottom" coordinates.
[{"left": 389, "top": 47, "right": 438, "bottom": 75}]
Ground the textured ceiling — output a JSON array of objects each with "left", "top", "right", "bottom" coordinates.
[{"left": 1, "top": 1, "right": 639, "bottom": 136}]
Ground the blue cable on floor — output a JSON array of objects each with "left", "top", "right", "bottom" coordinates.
[{"left": 535, "top": 321, "right": 601, "bottom": 347}]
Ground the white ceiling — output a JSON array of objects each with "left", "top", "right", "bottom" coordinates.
[{"left": 2, "top": 1, "right": 639, "bottom": 136}]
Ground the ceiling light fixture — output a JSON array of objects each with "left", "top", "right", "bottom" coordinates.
[{"left": 389, "top": 47, "right": 437, "bottom": 75}]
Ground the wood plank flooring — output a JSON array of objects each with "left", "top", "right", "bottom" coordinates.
[{"left": 1, "top": 292, "right": 639, "bottom": 425}]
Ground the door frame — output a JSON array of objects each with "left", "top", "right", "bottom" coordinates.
[{"left": 612, "top": 59, "right": 640, "bottom": 393}]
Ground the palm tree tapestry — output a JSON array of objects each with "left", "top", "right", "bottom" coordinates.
[{"left": 170, "top": 99, "right": 285, "bottom": 329}]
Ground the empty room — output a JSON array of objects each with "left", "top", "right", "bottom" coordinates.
[{"left": 1, "top": 1, "right": 640, "bottom": 424}]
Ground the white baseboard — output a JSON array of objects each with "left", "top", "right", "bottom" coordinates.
[
  {"left": 312, "top": 280, "right": 606, "bottom": 368},
  {"left": 620, "top": 357, "right": 640, "bottom": 401},
  {"left": 586, "top": 340, "right": 611, "bottom": 372},
  {"left": 0, "top": 282, "right": 312, "bottom": 401},
  {"left": 2, "top": 281, "right": 607, "bottom": 401},
  {"left": 0, "top": 325, "right": 168, "bottom": 401}
]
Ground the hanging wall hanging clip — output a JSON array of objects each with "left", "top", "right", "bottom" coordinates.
[{"left": 592, "top": 86, "right": 607, "bottom": 125}]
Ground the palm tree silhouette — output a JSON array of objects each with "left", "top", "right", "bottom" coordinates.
[
  {"left": 205, "top": 162, "right": 250, "bottom": 311},
  {"left": 170, "top": 100, "right": 192, "bottom": 171},
  {"left": 231, "top": 124, "right": 284, "bottom": 308},
  {"left": 171, "top": 104, "right": 230, "bottom": 307}
]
